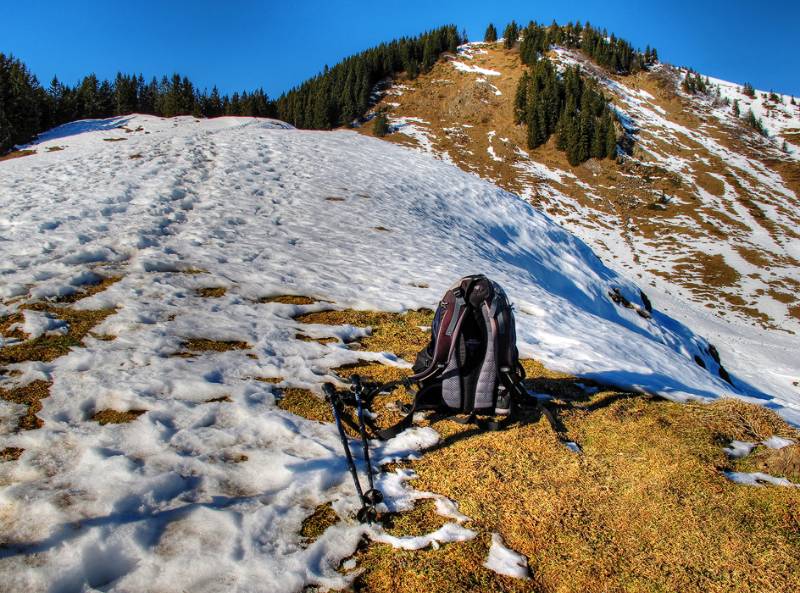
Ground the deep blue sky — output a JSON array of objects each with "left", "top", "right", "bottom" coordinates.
[{"left": 2, "top": 1, "right": 798, "bottom": 97}]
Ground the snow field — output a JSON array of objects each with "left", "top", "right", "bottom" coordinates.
[{"left": 0, "top": 113, "right": 798, "bottom": 591}]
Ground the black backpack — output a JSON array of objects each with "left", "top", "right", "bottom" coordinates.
[
  {"left": 323, "top": 275, "right": 532, "bottom": 521},
  {"left": 378, "top": 274, "right": 527, "bottom": 438}
]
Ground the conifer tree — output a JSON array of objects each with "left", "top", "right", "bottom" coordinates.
[
  {"left": 732, "top": 99, "right": 740, "bottom": 117},
  {"left": 503, "top": 21, "right": 519, "bottom": 49},
  {"left": 484, "top": 23, "right": 498, "bottom": 43}
]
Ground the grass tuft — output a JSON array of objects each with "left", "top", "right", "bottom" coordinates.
[
  {"left": 0, "top": 447, "right": 24, "bottom": 462},
  {"left": 0, "top": 306, "right": 117, "bottom": 365},
  {"left": 259, "top": 295, "right": 317, "bottom": 305},
  {"left": 196, "top": 287, "right": 227, "bottom": 298},
  {"left": 300, "top": 503, "right": 339, "bottom": 544},
  {"left": 178, "top": 338, "right": 250, "bottom": 354},
  {"left": 0, "top": 380, "right": 52, "bottom": 430},
  {"left": 54, "top": 275, "right": 122, "bottom": 304},
  {"left": 277, "top": 388, "right": 331, "bottom": 423},
  {"left": 91, "top": 409, "right": 146, "bottom": 425},
  {"left": 294, "top": 308, "right": 433, "bottom": 362}
]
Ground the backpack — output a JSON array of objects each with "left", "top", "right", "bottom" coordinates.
[{"left": 377, "top": 274, "right": 527, "bottom": 439}]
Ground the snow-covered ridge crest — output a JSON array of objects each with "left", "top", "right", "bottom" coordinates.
[{"left": 0, "top": 114, "right": 794, "bottom": 592}]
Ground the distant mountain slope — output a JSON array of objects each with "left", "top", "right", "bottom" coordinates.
[{"left": 359, "top": 41, "right": 800, "bottom": 339}]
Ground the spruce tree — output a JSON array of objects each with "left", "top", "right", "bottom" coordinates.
[
  {"left": 732, "top": 99, "right": 740, "bottom": 117},
  {"left": 503, "top": 21, "right": 519, "bottom": 49},
  {"left": 484, "top": 23, "right": 498, "bottom": 43}
]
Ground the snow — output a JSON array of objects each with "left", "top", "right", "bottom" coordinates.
[
  {"left": 483, "top": 533, "right": 530, "bottom": 579},
  {"left": 763, "top": 435, "right": 794, "bottom": 449},
  {"left": 723, "top": 440, "right": 755, "bottom": 458},
  {"left": 372, "top": 522, "right": 476, "bottom": 550},
  {"left": 486, "top": 131, "right": 503, "bottom": 162},
  {"left": 476, "top": 76, "right": 502, "bottom": 96},
  {"left": 723, "top": 471, "right": 798, "bottom": 488},
  {"left": 1, "top": 113, "right": 799, "bottom": 591},
  {"left": 450, "top": 60, "right": 501, "bottom": 77}
]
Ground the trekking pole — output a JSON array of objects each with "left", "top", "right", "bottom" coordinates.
[
  {"left": 323, "top": 383, "right": 367, "bottom": 510},
  {"left": 351, "top": 375, "right": 384, "bottom": 517}
]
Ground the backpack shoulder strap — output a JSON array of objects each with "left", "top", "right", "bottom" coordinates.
[{"left": 408, "top": 277, "right": 476, "bottom": 383}]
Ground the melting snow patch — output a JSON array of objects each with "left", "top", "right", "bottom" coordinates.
[
  {"left": 20, "top": 309, "right": 68, "bottom": 339},
  {"left": 763, "top": 436, "right": 795, "bottom": 449},
  {"left": 450, "top": 61, "right": 501, "bottom": 76},
  {"left": 723, "top": 440, "right": 756, "bottom": 458},
  {"left": 372, "top": 522, "right": 476, "bottom": 550},
  {"left": 484, "top": 533, "right": 530, "bottom": 580},
  {"left": 433, "top": 496, "right": 470, "bottom": 522},
  {"left": 723, "top": 471, "right": 797, "bottom": 487}
]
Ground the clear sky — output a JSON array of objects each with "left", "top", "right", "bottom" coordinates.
[{"left": 2, "top": 0, "right": 798, "bottom": 97}]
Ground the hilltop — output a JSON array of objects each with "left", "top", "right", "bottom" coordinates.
[{"left": 356, "top": 37, "right": 800, "bottom": 406}]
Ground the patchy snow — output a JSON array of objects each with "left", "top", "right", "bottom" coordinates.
[
  {"left": 389, "top": 116, "right": 453, "bottom": 164},
  {"left": 1, "top": 113, "right": 799, "bottom": 591},
  {"left": 705, "top": 74, "right": 800, "bottom": 149},
  {"left": 433, "top": 496, "right": 470, "bottom": 523},
  {"left": 724, "top": 440, "right": 756, "bottom": 458},
  {"left": 483, "top": 533, "right": 530, "bottom": 579},
  {"left": 763, "top": 435, "right": 795, "bottom": 449},
  {"left": 723, "top": 471, "right": 798, "bottom": 488},
  {"left": 372, "top": 522, "right": 476, "bottom": 550},
  {"left": 476, "top": 77, "right": 502, "bottom": 96},
  {"left": 450, "top": 60, "right": 501, "bottom": 77},
  {"left": 486, "top": 131, "right": 503, "bottom": 162},
  {"left": 18, "top": 310, "right": 68, "bottom": 339}
]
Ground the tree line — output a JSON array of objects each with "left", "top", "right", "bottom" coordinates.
[
  {"left": 515, "top": 60, "right": 618, "bottom": 165},
  {"left": 484, "top": 20, "right": 658, "bottom": 75},
  {"left": 274, "top": 25, "right": 462, "bottom": 129},
  {"left": 0, "top": 52, "right": 274, "bottom": 154},
  {"left": 1, "top": 25, "right": 463, "bottom": 153}
]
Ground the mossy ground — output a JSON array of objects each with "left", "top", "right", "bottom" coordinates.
[{"left": 289, "top": 307, "right": 800, "bottom": 593}]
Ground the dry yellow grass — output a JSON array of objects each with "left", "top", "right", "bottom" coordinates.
[
  {"left": 277, "top": 388, "right": 331, "bottom": 423},
  {"left": 0, "top": 380, "right": 52, "bottom": 430},
  {"left": 259, "top": 295, "right": 318, "bottom": 305},
  {"left": 0, "top": 305, "right": 117, "bottom": 365},
  {"left": 196, "top": 286, "right": 227, "bottom": 298},
  {"left": 284, "top": 308, "right": 800, "bottom": 593},
  {"left": 0, "top": 149, "right": 36, "bottom": 161},
  {"left": 54, "top": 275, "right": 122, "bottom": 304},
  {"left": 0, "top": 447, "right": 24, "bottom": 462},
  {"left": 294, "top": 308, "right": 433, "bottom": 362},
  {"left": 177, "top": 338, "right": 250, "bottom": 355},
  {"left": 300, "top": 503, "right": 339, "bottom": 544},
  {"left": 91, "top": 408, "right": 146, "bottom": 425},
  {"left": 295, "top": 333, "right": 339, "bottom": 345}
]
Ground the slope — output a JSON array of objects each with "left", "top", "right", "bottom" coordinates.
[
  {"left": 0, "top": 114, "right": 797, "bottom": 592},
  {"left": 358, "top": 39, "right": 800, "bottom": 412}
]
